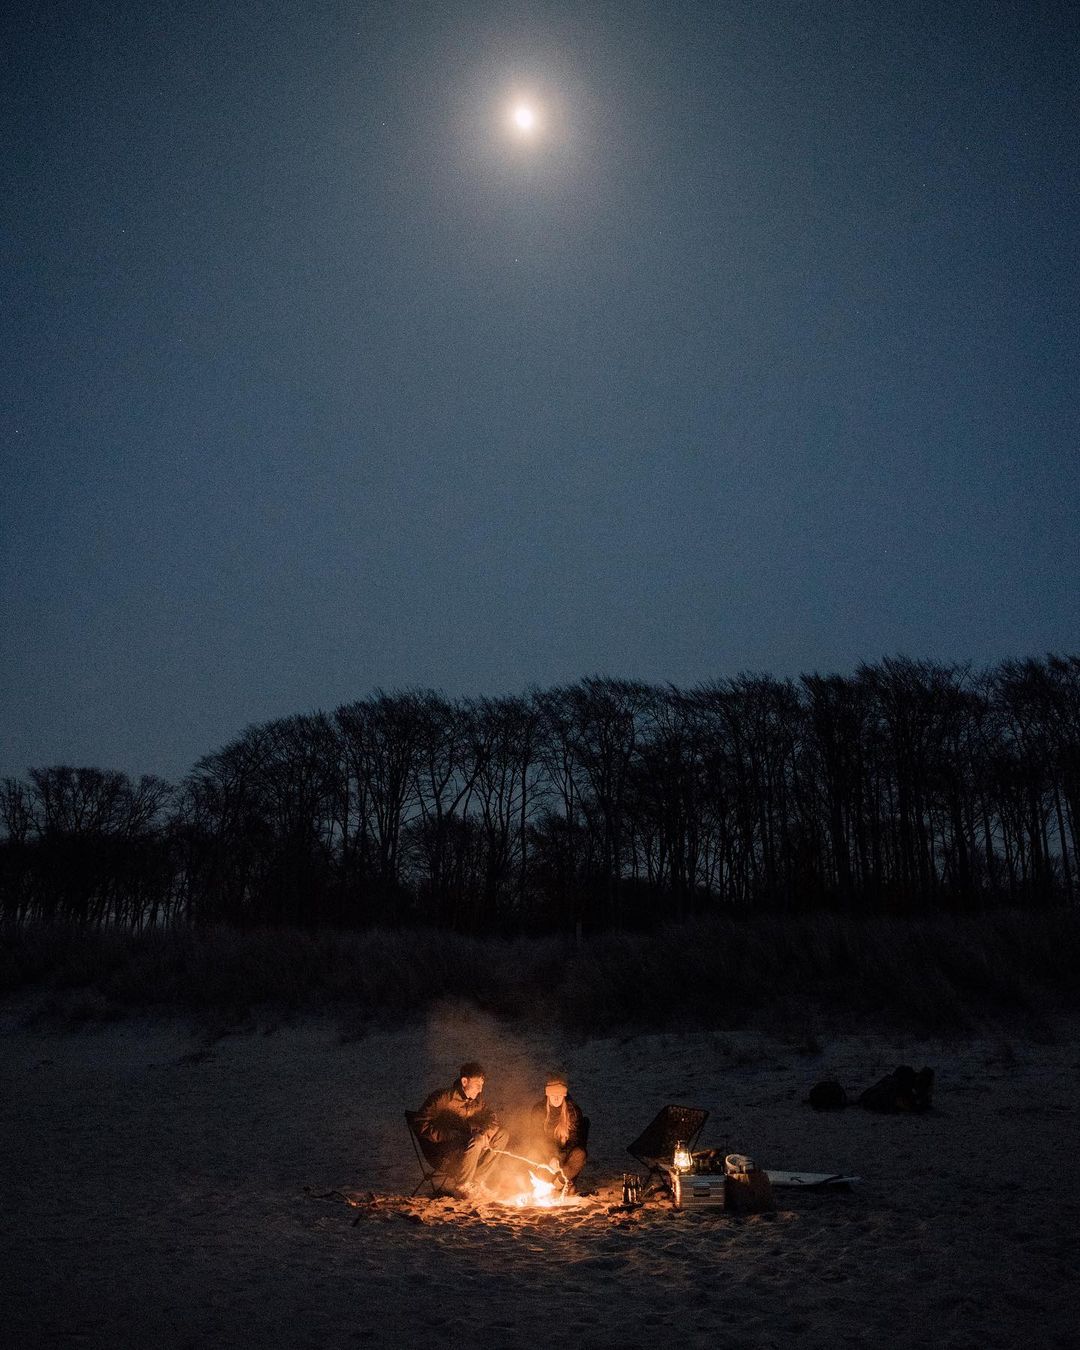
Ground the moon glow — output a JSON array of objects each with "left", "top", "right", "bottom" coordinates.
[{"left": 513, "top": 105, "right": 536, "bottom": 131}]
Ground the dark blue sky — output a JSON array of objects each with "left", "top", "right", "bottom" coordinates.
[{"left": 3, "top": 0, "right": 1078, "bottom": 782}]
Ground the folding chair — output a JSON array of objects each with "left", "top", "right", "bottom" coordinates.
[
  {"left": 404, "top": 1109, "right": 441, "bottom": 1197},
  {"left": 626, "top": 1105, "right": 709, "bottom": 1195}
]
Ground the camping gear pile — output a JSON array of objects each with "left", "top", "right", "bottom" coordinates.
[
  {"left": 663, "top": 1149, "right": 776, "bottom": 1213},
  {"left": 621, "top": 1105, "right": 862, "bottom": 1212}
]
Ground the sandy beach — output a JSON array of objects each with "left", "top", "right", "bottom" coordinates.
[{"left": 2, "top": 1003, "right": 1078, "bottom": 1348}]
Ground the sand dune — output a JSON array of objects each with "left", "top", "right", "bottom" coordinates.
[{"left": 2, "top": 1005, "right": 1077, "bottom": 1348}]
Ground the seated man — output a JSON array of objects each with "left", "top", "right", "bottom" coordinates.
[
  {"left": 414, "top": 1060, "right": 509, "bottom": 1198},
  {"left": 530, "top": 1072, "right": 587, "bottom": 1193}
]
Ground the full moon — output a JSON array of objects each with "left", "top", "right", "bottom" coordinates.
[{"left": 513, "top": 105, "right": 535, "bottom": 131}]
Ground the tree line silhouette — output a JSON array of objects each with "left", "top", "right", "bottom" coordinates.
[{"left": 2, "top": 655, "right": 1078, "bottom": 933}]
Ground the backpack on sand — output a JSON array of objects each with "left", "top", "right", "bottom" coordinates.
[
  {"left": 859, "top": 1065, "right": 934, "bottom": 1113},
  {"left": 807, "top": 1080, "right": 848, "bottom": 1110}
]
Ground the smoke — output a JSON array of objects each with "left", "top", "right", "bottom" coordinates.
[
  {"left": 339, "top": 996, "right": 587, "bottom": 1197},
  {"left": 418, "top": 997, "right": 573, "bottom": 1168}
]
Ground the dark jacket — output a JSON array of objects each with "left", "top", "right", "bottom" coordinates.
[
  {"left": 414, "top": 1082, "right": 498, "bottom": 1154},
  {"left": 530, "top": 1095, "right": 586, "bottom": 1154}
]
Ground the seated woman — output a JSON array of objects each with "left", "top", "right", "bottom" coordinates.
[{"left": 530, "top": 1072, "right": 588, "bottom": 1193}]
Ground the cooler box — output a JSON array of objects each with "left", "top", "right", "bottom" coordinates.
[{"left": 672, "top": 1171, "right": 727, "bottom": 1210}]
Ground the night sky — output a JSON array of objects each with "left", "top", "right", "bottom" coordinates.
[{"left": 3, "top": 0, "right": 1078, "bottom": 783}]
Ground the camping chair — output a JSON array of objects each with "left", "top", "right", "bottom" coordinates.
[
  {"left": 626, "top": 1105, "right": 709, "bottom": 1195},
  {"left": 404, "top": 1110, "right": 441, "bottom": 1197}
]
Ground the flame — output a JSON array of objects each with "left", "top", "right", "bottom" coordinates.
[
  {"left": 509, "top": 1168, "right": 564, "bottom": 1209},
  {"left": 530, "top": 1172, "right": 558, "bottom": 1204}
]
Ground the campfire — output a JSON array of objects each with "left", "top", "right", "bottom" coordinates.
[{"left": 493, "top": 1148, "right": 579, "bottom": 1209}]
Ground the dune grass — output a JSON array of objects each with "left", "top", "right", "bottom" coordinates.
[{"left": 2, "top": 908, "right": 1077, "bottom": 1040}]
